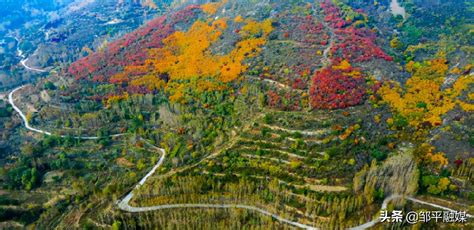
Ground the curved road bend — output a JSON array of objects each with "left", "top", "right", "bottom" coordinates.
[
  {"left": 118, "top": 144, "right": 473, "bottom": 230},
  {"left": 117, "top": 145, "right": 320, "bottom": 230},
  {"left": 21, "top": 58, "right": 47, "bottom": 73},
  {"left": 8, "top": 35, "right": 47, "bottom": 73},
  {"left": 8, "top": 85, "right": 125, "bottom": 140},
  {"left": 9, "top": 86, "right": 473, "bottom": 229}
]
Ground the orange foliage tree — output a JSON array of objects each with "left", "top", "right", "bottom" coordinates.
[
  {"left": 201, "top": 0, "right": 227, "bottom": 15},
  {"left": 112, "top": 16, "right": 273, "bottom": 103}
]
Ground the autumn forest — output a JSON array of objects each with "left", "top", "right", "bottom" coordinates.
[{"left": 0, "top": 0, "right": 472, "bottom": 229}]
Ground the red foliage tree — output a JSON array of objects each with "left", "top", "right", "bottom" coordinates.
[
  {"left": 309, "top": 64, "right": 366, "bottom": 109},
  {"left": 320, "top": 0, "right": 393, "bottom": 63},
  {"left": 68, "top": 5, "right": 202, "bottom": 83},
  {"left": 267, "top": 90, "right": 281, "bottom": 108}
]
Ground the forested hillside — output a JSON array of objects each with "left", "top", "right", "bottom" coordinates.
[
  {"left": 0, "top": 0, "right": 472, "bottom": 229},
  {"left": 0, "top": 0, "right": 168, "bottom": 90}
]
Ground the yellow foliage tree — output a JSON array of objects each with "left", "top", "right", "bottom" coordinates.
[
  {"left": 414, "top": 143, "right": 448, "bottom": 170},
  {"left": 379, "top": 59, "right": 473, "bottom": 128},
  {"left": 390, "top": 37, "right": 403, "bottom": 50},
  {"left": 145, "top": 18, "right": 271, "bottom": 102},
  {"left": 129, "top": 75, "right": 165, "bottom": 91},
  {"left": 26, "top": 112, "right": 33, "bottom": 123},
  {"left": 106, "top": 92, "right": 129, "bottom": 107},
  {"left": 234, "top": 15, "right": 244, "bottom": 23},
  {"left": 332, "top": 59, "right": 352, "bottom": 71},
  {"left": 201, "top": 0, "right": 227, "bottom": 15},
  {"left": 107, "top": 11, "right": 273, "bottom": 104},
  {"left": 405, "top": 58, "right": 449, "bottom": 81},
  {"left": 240, "top": 19, "right": 273, "bottom": 37}
]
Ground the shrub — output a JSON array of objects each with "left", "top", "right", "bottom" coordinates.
[
  {"left": 310, "top": 64, "right": 366, "bottom": 109},
  {"left": 370, "top": 149, "right": 387, "bottom": 161},
  {"left": 43, "top": 81, "right": 56, "bottom": 90}
]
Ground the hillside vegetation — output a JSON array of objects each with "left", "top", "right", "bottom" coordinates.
[{"left": 0, "top": 0, "right": 472, "bottom": 229}]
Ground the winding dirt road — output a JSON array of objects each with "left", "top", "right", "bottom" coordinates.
[
  {"left": 9, "top": 86, "right": 52, "bottom": 135},
  {"left": 115, "top": 144, "right": 473, "bottom": 229},
  {"left": 9, "top": 85, "right": 124, "bottom": 140},
  {"left": 9, "top": 87, "right": 473, "bottom": 229},
  {"left": 20, "top": 58, "right": 47, "bottom": 73},
  {"left": 116, "top": 143, "right": 321, "bottom": 230},
  {"left": 8, "top": 35, "right": 47, "bottom": 73}
]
